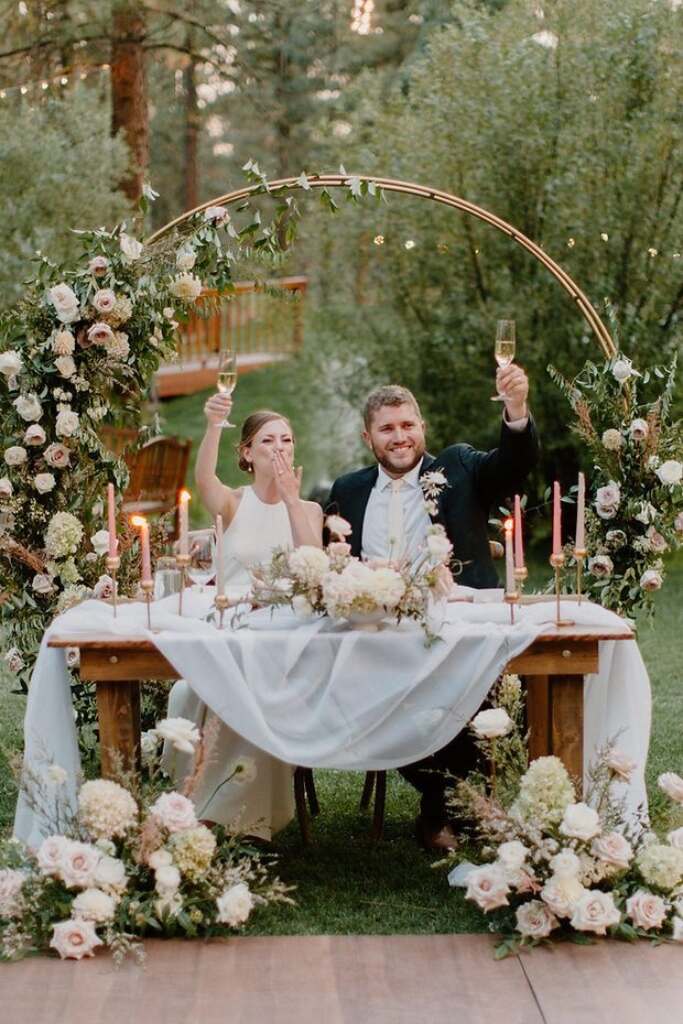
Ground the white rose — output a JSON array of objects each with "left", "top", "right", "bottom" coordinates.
[
  {"left": 465, "top": 865, "right": 510, "bottom": 912},
  {"left": 36, "top": 835, "right": 70, "bottom": 876},
  {"left": 93, "top": 574, "right": 114, "bottom": 599},
  {"left": 88, "top": 256, "right": 108, "bottom": 277},
  {"left": 625, "top": 890, "right": 667, "bottom": 931},
  {"left": 0, "top": 868, "right": 25, "bottom": 917},
  {"left": 470, "top": 707, "right": 514, "bottom": 739},
  {"left": 601, "top": 429, "right": 624, "bottom": 451},
  {"left": 595, "top": 481, "right": 620, "bottom": 517},
  {"left": 150, "top": 792, "right": 198, "bottom": 833},
  {"left": 215, "top": 882, "right": 254, "bottom": 927},
  {"left": 58, "top": 840, "right": 101, "bottom": 889},
  {"left": 658, "top": 772, "right": 683, "bottom": 804},
  {"left": 34, "top": 472, "right": 56, "bottom": 494},
  {"left": 92, "top": 857, "right": 127, "bottom": 897},
  {"left": 560, "top": 802, "right": 601, "bottom": 841},
  {"left": 0, "top": 477, "right": 13, "bottom": 499},
  {"left": 49, "top": 283, "right": 80, "bottom": 323},
  {"left": 588, "top": 555, "right": 613, "bottom": 578},
  {"left": 175, "top": 246, "right": 197, "bottom": 271},
  {"left": 605, "top": 750, "right": 637, "bottom": 781},
  {"left": 90, "top": 530, "right": 110, "bottom": 556},
  {"left": 541, "top": 875, "right": 586, "bottom": 918},
  {"left": 548, "top": 849, "right": 582, "bottom": 879},
  {"left": 56, "top": 408, "right": 80, "bottom": 437},
  {"left": 13, "top": 393, "right": 43, "bottom": 422},
  {"left": 49, "top": 919, "right": 103, "bottom": 959},
  {"left": 497, "top": 840, "right": 528, "bottom": 874},
  {"left": 656, "top": 460, "right": 682, "bottom": 487},
  {"left": 203, "top": 205, "right": 230, "bottom": 227},
  {"left": 119, "top": 232, "right": 143, "bottom": 261},
  {"left": 32, "top": 573, "right": 55, "bottom": 595},
  {"left": 170, "top": 272, "right": 203, "bottom": 302},
  {"left": 72, "top": 887, "right": 116, "bottom": 923},
  {"left": 155, "top": 864, "right": 181, "bottom": 895},
  {"left": 24, "top": 424, "right": 46, "bottom": 446},
  {"left": 92, "top": 288, "right": 116, "bottom": 314},
  {"left": 611, "top": 358, "right": 637, "bottom": 383},
  {"left": 55, "top": 355, "right": 76, "bottom": 378},
  {"left": 515, "top": 900, "right": 559, "bottom": 940},
  {"left": 667, "top": 828, "right": 683, "bottom": 850},
  {"left": 4, "top": 646, "right": 24, "bottom": 673},
  {"left": 591, "top": 832, "right": 632, "bottom": 871},
  {"left": 4, "top": 445, "right": 27, "bottom": 466},
  {"left": 0, "top": 350, "right": 23, "bottom": 377},
  {"left": 148, "top": 849, "right": 173, "bottom": 871},
  {"left": 153, "top": 717, "right": 201, "bottom": 755},
  {"left": 629, "top": 418, "right": 649, "bottom": 442},
  {"left": 44, "top": 442, "right": 71, "bottom": 468},
  {"left": 87, "top": 321, "right": 114, "bottom": 345},
  {"left": 570, "top": 890, "right": 621, "bottom": 935},
  {"left": 640, "top": 569, "right": 663, "bottom": 592}
]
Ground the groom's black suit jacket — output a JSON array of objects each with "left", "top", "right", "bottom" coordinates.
[{"left": 326, "top": 418, "right": 540, "bottom": 589}]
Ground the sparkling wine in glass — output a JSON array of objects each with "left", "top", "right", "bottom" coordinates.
[
  {"left": 490, "top": 319, "right": 516, "bottom": 402},
  {"left": 217, "top": 348, "right": 237, "bottom": 428}
]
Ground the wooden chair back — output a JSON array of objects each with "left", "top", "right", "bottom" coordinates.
[{"left": 121, "top": 436, "right": 192, "bottom": 535}]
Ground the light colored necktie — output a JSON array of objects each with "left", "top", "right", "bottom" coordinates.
[{"left": 387, "top": 477, "right": 405, "bottom": 561}]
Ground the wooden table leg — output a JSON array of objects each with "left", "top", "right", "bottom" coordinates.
[
  {"left": 525, "top": 674, "right": 550, "bottom": 763},
  {"left": 550, "top": 674, "right": 584, "bottom": 791},
  {"left": 96, "top": 680, "right": 141, "bottom": 778}
]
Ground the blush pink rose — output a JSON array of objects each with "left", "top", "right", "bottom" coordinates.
[
  {"left": 50, "top": 918, "right": 103, "bottom": 959},
  {"left": 58, "top": 840, "right": 101, "bottom": 889},
  {"left": 658, "top": 772, "right": 683, "bottom": 804},
  {"left": 626, "top": 890, "right": 667, "bottom": 931},
  {"left": 149, "top": 792, "right": 198, "bottom": 833},
  {"left": 465, "top": 865, "right": 510, "bottom": 912},
  {"left": 591, "top": 832, "right": 633, "bottom": 871}
]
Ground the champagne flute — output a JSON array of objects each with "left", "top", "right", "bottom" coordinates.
[
  {"left": 217, "top": 348, "right": 237, "bottom": 428},
  {"left": 490, "top": 319, "right": 516, "bottom": 401},
  {"left": 187, "top": 530, "right": 216, "bottom": 592}
]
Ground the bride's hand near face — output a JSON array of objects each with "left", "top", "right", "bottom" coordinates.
[{"left": 271, "top": 449, "right": 303, "bottom": 506}]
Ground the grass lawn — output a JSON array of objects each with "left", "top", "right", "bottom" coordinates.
[{"left": 1, "top": 367, "right": 681, "bottom": 935}]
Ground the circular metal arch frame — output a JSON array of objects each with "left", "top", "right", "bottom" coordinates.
[{"left": 147, "top": 174, "right": 615, "bottom": 357}]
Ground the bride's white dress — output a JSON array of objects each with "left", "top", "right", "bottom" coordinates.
[{"left": 162, "top": 486, "right": 295, "bottom": 839}]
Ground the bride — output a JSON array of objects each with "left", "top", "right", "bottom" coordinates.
[{"left": 163, "top": 390, "right": 323, "bottom": 839}]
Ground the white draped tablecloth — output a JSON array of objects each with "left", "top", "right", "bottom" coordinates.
[{"left": 14, "top": 590, "right": 650, "bottom": 848}]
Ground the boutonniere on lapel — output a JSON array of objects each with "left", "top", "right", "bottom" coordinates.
[{"left": 420, "top": 470, "right": 449, "bottom": 516}]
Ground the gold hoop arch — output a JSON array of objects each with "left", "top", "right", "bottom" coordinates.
[{"left": 147, "top": 174, "right": 616, "bottom": 358}]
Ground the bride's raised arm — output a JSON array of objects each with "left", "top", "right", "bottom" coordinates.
[{"left": 194, "top": 392, "right": 239, "bottom": 521}]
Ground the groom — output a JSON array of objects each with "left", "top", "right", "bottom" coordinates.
[{"left": 326, "top": 363, "right": 539, "bottom": 850}]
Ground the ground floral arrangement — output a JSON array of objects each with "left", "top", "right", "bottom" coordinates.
[
  {"left": 549, "top": 349, "right": 682, "bottom": 618},
  {"left": 247, "top": 506, "right": 455, "bottom": 641},
  {"left": 0, "top": 716, "right": 293, "bottom": 963},
  {"left": 445, "top": 675, "right": 683, "bottom": 957}
]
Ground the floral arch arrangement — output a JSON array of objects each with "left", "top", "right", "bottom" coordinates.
[{"left": 0, "top": 168, "right": 680, "bottom": 691}]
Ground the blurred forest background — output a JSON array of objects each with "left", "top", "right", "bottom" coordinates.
[{"left": 1, "top": 0, "right": 681, "bottom": 510}]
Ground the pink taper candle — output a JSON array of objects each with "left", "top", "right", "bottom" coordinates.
[
  {"left": 553, "top": 481, "right": 562, "bottom": 556},
  {"left": 215, "top": 514, "right": 224, "bottom": 596},
  {"left": 131, "top": 516, "right": 152, "bottom": 583},
  {"left": 179, "top": 489, "right": 190, "bottom": 558},
  {"left": 513, "top": 494, "right": 524, "bottom": 570},
  {"left": 576, "top": 472, "right": 586, "bottom": 550},
  {"left": 504, "top": 518, "right": 515, "bottom": 594},
  {"left": 107, "top": 483, "right": 117, "bottom": 558}
]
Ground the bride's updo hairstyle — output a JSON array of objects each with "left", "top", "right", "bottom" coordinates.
[{"left": 237, "top": 410, "right": 294, "bottom": 473}]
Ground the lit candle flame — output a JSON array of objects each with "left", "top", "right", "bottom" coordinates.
[
  {"left": 130, "top": 515, "right": 147, "bottom": 528},
  {"left": 180, "top": 489, "right": 191, "bottom": 503},
  {"left": 503, "top": 517, "right": 514, "bottom": 533}
]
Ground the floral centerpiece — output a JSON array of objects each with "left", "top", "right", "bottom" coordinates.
[
  {"left": 444, "top": 675, "right": 683, "bottom": 957},
  {"left": 247, "top": 512, "right": 455, "bottom": 641},
  {"left": 549, "top": 351, "right": 682, "bottom": 617},
  {"left": 0, "top": 716, "right": 293, "bottom": 963}
]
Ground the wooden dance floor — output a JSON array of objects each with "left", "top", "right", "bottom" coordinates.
[{"left": 4, "top": 934, "right": 682, "bottom": 1023}]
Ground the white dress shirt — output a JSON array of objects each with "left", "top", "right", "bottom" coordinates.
[{"left": 360, "top": 413, "right": 529, "bottom": 564}]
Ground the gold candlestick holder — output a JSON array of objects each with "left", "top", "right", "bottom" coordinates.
[
  {"left": 215, "top": 593, "right": 231, "bottom": 630},
  {"left": 574, "top": 548, "right": 587, "bottom": 605},
  {"left": 176, "top": 553, "right": 191, "bottom": 616},
  {"left": 140, "top": 579, "right": 154, "bottom": 630},
  {"left": 549, "top": 552, "right": 574, "bottom": 627},
  {"left": 504, "top": 590, "right": 519, "bottom": 624},
  {"left": 105, "top": 555, "right": 120, "bottom": 617},
  {"left": 514, "top": 565, "right": 528, "bottom": 600}
]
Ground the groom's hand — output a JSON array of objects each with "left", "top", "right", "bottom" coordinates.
[{"left": 497, "top": 364, "right": 529, "bottom": 421}]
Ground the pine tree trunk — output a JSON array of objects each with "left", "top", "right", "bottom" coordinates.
[
  {"left": 111, "top": 2, "right": 148, "bottom": 204},
  {"left": 183, "top": 45, "right": 200, "bottom": 211}
]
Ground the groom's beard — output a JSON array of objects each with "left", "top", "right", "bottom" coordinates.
[{"left": 371, "top": 440, "right": 425, "bottom": 476}]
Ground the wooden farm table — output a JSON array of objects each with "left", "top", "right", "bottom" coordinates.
[{"left": 48, "top": 624, "right": 633, "bottom": 787}]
